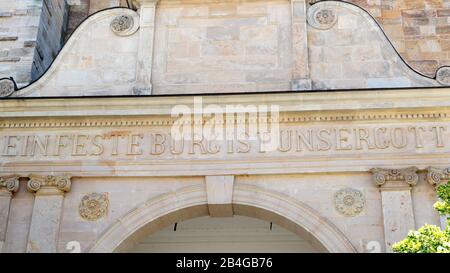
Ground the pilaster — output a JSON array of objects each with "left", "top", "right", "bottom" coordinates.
[
  {"left": 0, "top": 176, "right": 19, "bottom": 252},
  {"left": 133, "top": 0, "right": 160, "bottom": 95},
  {"left": 371, "top": 167, "right": 418, "bottom": 252},
  {"left": 26, "top": 174, "right": 71, "bottom": 253},
  {"left": 426, "top": 167, "right": 449, "bottom": 229}
]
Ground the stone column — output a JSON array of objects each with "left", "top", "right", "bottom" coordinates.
[
  {"left": 133, "top": 0, "right": 159, "bottom": 95},
  {"left": 291, "top": 0, "right": 311, "bottom": 90},
  {"left": 205, "top": 176, "right": 234, "bottom": 217},
  {"left": 371, "top": 167, "right": 418, "bottom": 253},
  {"left": 426, "top": 167, "right": 449, "bottom": 229},
  {"left": 26, "top": 175, "right": 71, "bottom": 253},
  {"left": 0, "top": 176, "right": 19, "bottom": 252}
]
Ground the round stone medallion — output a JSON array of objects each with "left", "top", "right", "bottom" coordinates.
[
  {"left": 307, "top": 4, "right": 338, "bottom": 30},
  {"left": 79, "top": 193, "right": 109, "bottom": 221},
  {"left": 334, "top": 188, "right": 365, "bottom": 217},
  {"left": 0, "top": 78, "right": 15, "bottom": 97},
  {"left": 110, "top": 13, "right": 139, "bottom": 36},
  {"left": 436, "top": 66, "right": 450, "bottom": 85}
]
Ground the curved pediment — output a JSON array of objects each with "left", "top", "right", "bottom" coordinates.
[{"left": 5, "top": 1, "right": 447, "bottom": 98}]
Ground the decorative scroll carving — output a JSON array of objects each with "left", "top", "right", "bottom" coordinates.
[
  {"left": 0, "top": 175, "right": 20, "bottom": 195},
  {"left": 436, "top": 67, "right": 450, "bottom": 85},
  {"left": 334, "top": 188, "right": 365, "bottom": 217},
  {"left": 79, "top": 193, "right": 108, "bottom": 221},
  {"left": 0, "top": 78, "right": 15, "bottom": 97},
  {"left": 110, "top": 14, "right": 139, "bottom": 36},
  {"left": 307, "top": 3, "right": 338, "bottom": 30},
  {"left": 426, "top": 167, "right": 450, "bottom": 188},
  {"left": 27, "top": 175, "right": 72, "bottom": 194},
  {"left": 370, "top": 167, "right": 419, "bottom": 187}
]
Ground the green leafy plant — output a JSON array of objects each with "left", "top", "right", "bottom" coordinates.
[
  {"left": 392, "top": 183, "right": 450, "bottom": 253},
  {"left": 434, "top": 183, "right": 450, "bottom": 218}
]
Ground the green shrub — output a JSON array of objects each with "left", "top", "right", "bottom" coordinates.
[
  {"left": 392, "top": 183, "right": 450, "bottom": 253},
  {"left": 392, "top": 225, "right": 450, "bottom": 253},
  {"left": 435, "top": 183, "right": 450, "bottom": 218}
]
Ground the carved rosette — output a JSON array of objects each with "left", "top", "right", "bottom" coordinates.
[
  {"left": 0, "top": 175, "right": 20, "bottom": 195},
  {"left": 370, "top": 167, "right": 419, "bottom": 188},
  {"left": 426, "top": 167, "right": 450, "bottom": 188},
  {"left": 0, "top": 78, "right": 16, "bottom": 97},
  {"left": 307, "top": 3, "right": 338, "bottom": 30},
  {"left": 334, "top": 188, "right": 365, "bottom": 217},
  {"left": 436, "top": 67, "right": 450, "bottom": 85},
  {"left": 79, "top": 193, "right": 108, "bottom": 221},
  {"left": 110, "top": 13, "right": 139, "bottom": 36},
  {"left": 27, "top": 175, "right": 72, "bottom": 195}
]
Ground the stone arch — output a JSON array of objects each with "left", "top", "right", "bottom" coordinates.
[{"left": 89, "top": 184, "right": 356, "bottom": 253}]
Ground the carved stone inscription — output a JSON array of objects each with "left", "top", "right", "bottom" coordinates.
[{"left": 0, "top": 124, "right": 448, "bottom": 160}]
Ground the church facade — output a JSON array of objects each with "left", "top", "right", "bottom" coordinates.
[{"left": 1, "top": 0, "right": 450, "bottom": 253}]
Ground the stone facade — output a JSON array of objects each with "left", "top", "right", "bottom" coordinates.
[
  {"left": 343, "top": 0, "right": 450, "bottom": 78},
  {"left": 50, "top": 0, "right": 450, "bottom": 82},
  {"left": 0, "top": 0, "right": 450, "bottom": 253}
]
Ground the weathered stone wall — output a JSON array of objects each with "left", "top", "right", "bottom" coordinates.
[
  {"left": 32, "top": 0, "right": 69, "bottom": 81},
  {"left": 344, "top": 0, "right": 450, "bottom": 78},
  {"left": 0, "top": 0, "right": 42, "bottom": 86},
  {"left": 65, "top": 0, "right": 450, "bottom": 79},
  {"left": 308, "top": 2, "right": 439, "bottom": 89},
  {"left": 0, "top": 0, "right": 68, "bottom": 88},
  {"left": 66, "top": 0, "right": 128, "bottom": 40},
  {"left": 152, "top": 0, "right": 292, "bottom": 94}
]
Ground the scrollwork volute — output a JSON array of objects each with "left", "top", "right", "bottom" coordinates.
[
  {"left": 27, "top": 175, "right": 72, "bottom": 195},
  {"left": 426, "top": 167, "right": 450, "bottom": 188},
  {"left": 307, "top": 2, "right": 338, "bottom": 30},
  {"left": 0, "top": 175, "right": 20, "bottom": 195},
  {"left": 370, "top": 167, "right": 419, "bottom": 188}
]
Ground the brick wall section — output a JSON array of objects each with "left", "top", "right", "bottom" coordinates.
[
  {"left": 344, "top": 0, "right": 450, "bottom": 77},
  {"left": 0, "top": 0, "right": 42, "bottom": 86},
  {"left": 66, "top": 0, "right": 90, "bottom": 40},
  {"left": 32, "top": 0, "right": 69, "bottom": 81},
  {"left": 65, "top": 0, "right": 127, "bottom": 41}
]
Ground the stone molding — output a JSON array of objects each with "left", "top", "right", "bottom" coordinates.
[
  {"left": 0, "top": 175, "right": 19, "bottom": 196},
  {"left": 27, "top": 174, "right": 72, "bottom": 195},
  {"left": 370, "top": 167, "right": 419, "bottom": 189},
  {"left": 2, "top": 111, "right": 450, "bottom": 129},
  {"left": 426, "top": 167, "right": 450, "bottom": 189}
]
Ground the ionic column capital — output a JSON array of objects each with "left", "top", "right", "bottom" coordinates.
[
  {"left": 370, "top": 167, "right": 419, "bottom": 190},
  {"left": 27, "top": 175, "right": 72, "bottom": 196},
  {"left": 0, "top": 175, "right": 20, "bottom": 197},
  {"left": 426, "top": 167, "right": 450, "bottom": 189}
]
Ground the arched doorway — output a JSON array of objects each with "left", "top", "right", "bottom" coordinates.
[
  {"left": 90, "top": 184, "right": 356, "bottom": 253},
  {"left": 130, "top": 215, "right": 321, "bottom": 253}
]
